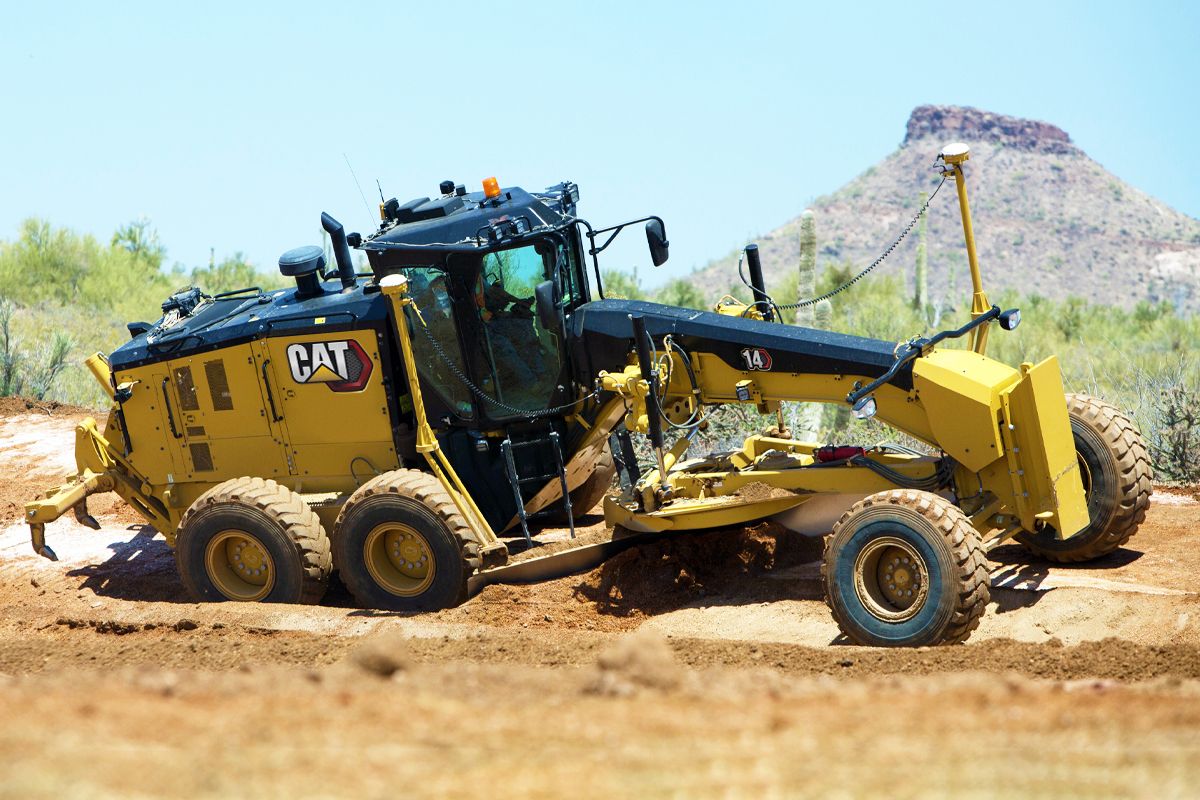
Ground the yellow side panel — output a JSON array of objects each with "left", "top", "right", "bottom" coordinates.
[
  {"left": 261, "top": 330, "right": 399, "bottom": 488},
  {"left": 911, "top": 348, "right": 1019, "bottom": 472},
  {"left": 113, "top": 363, "right": 186, "bottom": 485},
  {"left": 166, "top": 345, "right": 291, "bottom": 483},
  {"left": 1002, "top": 356, "right": 1089, "bottom": 538}
]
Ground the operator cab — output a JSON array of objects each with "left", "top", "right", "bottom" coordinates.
[
  {"left": 354, "top": 178, "right": 670, "bottom": 535},
  {"left": 362, "top": 180, "right": 591, "bottom": 426}
]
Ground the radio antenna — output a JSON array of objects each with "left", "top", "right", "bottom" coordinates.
[
  {"left": 343, "top": 153, "right": 373, "bottom": 224},
  {"left": 376, "top": 179, "right": 385, "bottom": 203}
]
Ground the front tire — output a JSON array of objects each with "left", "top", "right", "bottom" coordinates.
[
  {"left": 823, "top": 490, "right": 989, "bottom": 647},
  {"left": 1016, "top": 393, "right": 1152, "bottom": 562},
  {"left": 175, "top": 477, "right": 331, "bottom": 604},
  {"left": 332, "top": 470, "right": 480, "bottom": 611}
]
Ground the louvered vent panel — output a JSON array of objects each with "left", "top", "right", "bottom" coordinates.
[
  {"left": 189, "top": 442, "right": 214, "bottom": 472},
  {"left": 174, "top": 366, "right": 200, "bottom": 411},
  {"left": 204, "top": 360, "right": 234, "bottom": 411},
  {"left": 186, "top": 426, "right": 206, "bottom": 438}
]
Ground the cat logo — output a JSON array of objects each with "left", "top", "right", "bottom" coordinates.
[
  {"left": 739, "top": 347, "right": 773, "bottom": 371},
  {"left": 286, "top": 339, "right": 373, "bottom": 392}
]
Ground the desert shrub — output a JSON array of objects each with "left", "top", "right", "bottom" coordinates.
[
  {"left": 0, "top": 219, "right": 284, "bottom": 407},
  {"left": 601, "top": 268, "right": 647, "bottom": 301},
  {"left": 3, "top": 217, "right": 1198, "bottom": 482},
  {"left": 0, "top": 297, "right": 72, "bottom": 400}
]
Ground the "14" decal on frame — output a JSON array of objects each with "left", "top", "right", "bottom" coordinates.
[{"left": 739, "top": 347, "right": 773, "bottom": 371}]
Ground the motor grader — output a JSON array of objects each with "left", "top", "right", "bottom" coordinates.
[{"left": 26, "top": 144, "right": 1151, "bottom": 646}]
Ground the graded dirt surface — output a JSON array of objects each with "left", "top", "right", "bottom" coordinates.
[{"left": 2, "top": 406, "right": 1199, "bottom": 798}]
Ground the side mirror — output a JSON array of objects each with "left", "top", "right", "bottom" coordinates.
[
  {"left": 534, "top": 280, "right": 560, "bottom": 333},
  {"left": 645, "top": 219, "right": 669, "bottom": 267}
]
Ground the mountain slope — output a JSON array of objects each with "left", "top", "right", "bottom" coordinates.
[{"left": 694, "top": 105, "right": 1200, "bottom": 312}]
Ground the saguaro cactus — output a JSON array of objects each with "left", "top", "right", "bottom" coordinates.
[
  {"left": 794, "top": 210, "right": 831, "bottom": 441},
  {"left": 914, "top": 191, "right": 929, "bottom": 315},
  {"left": 796, "top": 211, "right": 817, "bottom": 327},
  {"left": 814, "top": 298, "right": 832, "bottom": 329}
]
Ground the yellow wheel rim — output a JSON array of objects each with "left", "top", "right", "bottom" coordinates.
[
  {"left": 853, "top": 536, "right": 929, "bottom": 622},
  {"left": 363, "top": 523, "right": 435, "bottom": 597},
  {"left": 1077, "top": 452, "right": 1093, "bottom": 495},
  {"left": 204, "top": 530, "right": 275, "bottom": 601}
]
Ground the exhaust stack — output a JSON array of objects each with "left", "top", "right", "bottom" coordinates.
[
  {"left": 744, "top": 243, "right": 774, "bottom": 322},
  {"left": 321, "top": 212, "right": 358, "bottom": 290}
]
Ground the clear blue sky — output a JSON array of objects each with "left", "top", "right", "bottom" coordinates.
[{"left": 2, "top": 1, "right": 1196, "bottom": 289}]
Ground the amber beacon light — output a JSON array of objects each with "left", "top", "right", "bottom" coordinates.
[{"left": 482, "top": 176, "right": 501, "bottom": 198}]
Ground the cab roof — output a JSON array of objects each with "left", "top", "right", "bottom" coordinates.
[{"left": 362, "top": 183, "right": 576, "bottom": 270}]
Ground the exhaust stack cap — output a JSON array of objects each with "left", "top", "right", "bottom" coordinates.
[{"left": 278, "top": 245, "right": 326, "bottom": 298}]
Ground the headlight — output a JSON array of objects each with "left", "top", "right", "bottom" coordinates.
[
  {"left": 999, "top": 308, "right": 1021, "bottom": 331},
  {"left": 852, "top": 396, "right": 877, "bottom": 420}
]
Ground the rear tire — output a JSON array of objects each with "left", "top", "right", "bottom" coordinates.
[
  {"left": 1016, "top": 393, "right": 1152, "bottom": 563},
  {"left": 823, "top": 490, "right": 989, "bottom": 647},
  {"left": 175, "top": 477, "right": 331, "bottom": 604},
  {"left": 332, "top": 469, "right": 480, "bottom": 611}
]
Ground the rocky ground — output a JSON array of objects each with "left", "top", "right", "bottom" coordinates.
[{"left": 2, "top": 401, "right": 1198, "bottom": 798}]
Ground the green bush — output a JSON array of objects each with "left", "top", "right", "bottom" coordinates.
[
  {"left": 0, "top": 218, "right": 285, "bottom": 407},
  {"left": 601, "top": 268, "right": 647, "bottom": 301},
  {"left": 3, "top": 216, "right": 1197, "bottom": 484},
  {"left": 0, "top": 298, "right": 72, "bottom": 400}
]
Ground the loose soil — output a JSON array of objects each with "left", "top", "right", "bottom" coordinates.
[{"left": 2, "top": 405, "right": 1199, "bottom": 798}]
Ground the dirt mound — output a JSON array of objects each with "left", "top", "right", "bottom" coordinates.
[
  {"left": 574, "top": 521, "right": 823, "bottom": 614},
  {"left": 0, "top": 402, "right": 1198, "bottom": 797},
  {"left": 437, "top": 522, "right": 825, "bottom": 633},
  {"left": 0, "top": 396, "right": 97, "bottom": 418},
  {"left": 350, "top": 631, "right": 413, "bottom": 677},
  {"left": 585, "top": 629, "right": 682, "bottom": 695}
]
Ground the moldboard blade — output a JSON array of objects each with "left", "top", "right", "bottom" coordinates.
[{"left": 466, "top": 530, "right": 664, "bottom": 598}]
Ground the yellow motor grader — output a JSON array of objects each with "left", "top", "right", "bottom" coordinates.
[{"left": 26, "top": 144, "right": 1151, "bottom": 646}]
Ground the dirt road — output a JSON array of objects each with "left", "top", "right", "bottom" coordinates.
[{"left": 2, "top": 403, "right": 1198, "bottom": 798}]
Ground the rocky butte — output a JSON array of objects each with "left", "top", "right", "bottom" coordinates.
[{"left": 694, "top": 105, "right": 1200, "bottom": 313}]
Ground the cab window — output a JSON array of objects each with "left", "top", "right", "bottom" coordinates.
[
  {"left": 401, "top": 267, "right": 472, "bottom": 417},
  {"left": 473, "top": 243, "right": 563, "bottom": 414}
]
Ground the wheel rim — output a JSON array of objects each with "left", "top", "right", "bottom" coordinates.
[
  {"left": 852, "top": 535, "right": 929, "bottom": 622},
  {"left": 1077, "top": 451, "right": 1093, "bottom": 496},
  {"left": 204, "top": 530, "right": 275, "bottom": 601},
  {"left": 363, "top": 523, "right": 435, "bottom": 597}
]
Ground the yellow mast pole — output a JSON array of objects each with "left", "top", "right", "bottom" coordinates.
[{"left": 941, "top": 143, "right": 991, "bottom": 354}]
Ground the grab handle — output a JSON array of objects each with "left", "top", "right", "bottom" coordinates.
[
  {"left": 161, "top": 377, "right": 182, "bottom": 439},
  {"left": 262, "top": 360, "right": 283, "bottom": 422}
]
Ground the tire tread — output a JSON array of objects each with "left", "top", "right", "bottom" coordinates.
[
  {"left": 332, "top": 469, "right": 479, "bottom": 608},
  {"left": 822, "top": 489, "right": 989, "bottom": 645},
  {"left": 177, "top": 477, "right": 331, "bottom": 604},
  {"left": 1018, "top": 393, "right": 1152, "bottom": 563}
]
